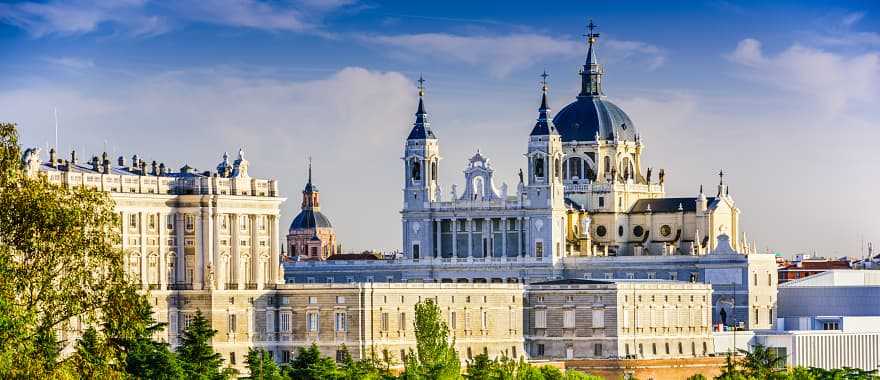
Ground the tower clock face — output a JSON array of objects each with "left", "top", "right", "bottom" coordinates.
[
  {"left": 661, "top": 225, "right": 672, "bottom": 237},
  {"left": 596, "top": 225, "right": 607, "bottom": 237}
]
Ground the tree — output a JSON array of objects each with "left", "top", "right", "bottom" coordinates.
[
  {"left": 404, "top": 298, "right": 460, "bottom": 379},
  {"left": 686, "top": 374, "right": 708, "bottom": 380},
  {"left": 245, "top": 348, "right": 282, "bottom": 380},
  {"left": 0, "top": 122, "right": 147, "bottom": 378},
  {"left": 284, "top": 343, "right": 341, "bottom": 380},
  {"left": 738, "top": 345, "right": 785, "bottom": 379},
  {"left": 177, "top": 310, "right": 233, "bottom": 379},
  {"left": 464, "top": 353, "right": 494, "bottom": 380},
  {"left": 70, "top": 326, "right": 119, "bottom": 378}
]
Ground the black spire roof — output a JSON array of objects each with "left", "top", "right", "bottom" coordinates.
[
  {"left": 530, "top": 71, "right": 559, "bottom": 137},
  {"left": 407, "top": 75, "right": 437, "bottom": 140}
]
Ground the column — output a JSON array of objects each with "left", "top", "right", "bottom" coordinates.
[
  {"left": 175, "top": 213, "right": 185, "bottom": 285},
  {"left": 501, "top": 218, "right": 507, "bottom": 258},
  {"left": 233, "top": 214, "right": 244, "bottom": 290},
  {"left": 434, "top": 219, "right": 441, "bottom": 259},
  {"left": 253, "top": 215, "right": 263, "bottom": 290},
  {"left": 210, "top": 208, "right": 219, "bottom": 290},
  {"left": 139, "top": 212, "right": 148, "bottom": 290},
  {"left": 193, "top": 213, "right": 203, "bottom": 290},
  {"left": 270, "top": 214, "right": 280, "bottom": 285},
  {"left": 451, "top": 219, "right": 457, "bottom": 258},
  {"left": 159, "top": 212, "right": 167, "bottom": 290},
  {"left": 523, "top": 217, "right": 531, "bottom": 257},
  {"left": 467, "top": 218, "right": 473, "bottom": 258},
  {"left": 121, "top": 211, "right": 129, "bottom": 275}
]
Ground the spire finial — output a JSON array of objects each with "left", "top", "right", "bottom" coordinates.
[
  {"left": 308, "top": 156, "right": 313, "bottom": 186},
  {"left": 579, "top": 19, "right": 604, "bottom": 97},
  {"left": 538, "top": 70, "right": 550, "bottom": 113},
  {"left": 719, "top": 169, "right": 724, "bottom": 185},
  {"left": 540, "top": 69, "right": 549, "bottom": 91},
  {"left": 586, "top": 19, "right": 599, "bottom": 43},
  {"left": 417, "top": 74, "right": 426, "bottom": 97}
]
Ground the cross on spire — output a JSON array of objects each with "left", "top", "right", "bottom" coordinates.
[
  {"left": 718, "top": 169, "right": 724, "bottom": 185},
  {"left": 417, "top": 74, "right": 426, "bottom": 97},
  {"left": 540, "top": 70, "right": 549, "bottom": 91},
  {"left": 585, "top": 19, "right": 600, "bottom": 42},
  {"left": 308, "top": 156, "right": 313, "bottom": 185}
]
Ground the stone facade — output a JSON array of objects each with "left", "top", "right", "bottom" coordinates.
[{"left": 525, "top": 280, "right": 714, "bottom": 361}]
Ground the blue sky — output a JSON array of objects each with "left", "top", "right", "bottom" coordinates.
[{"left": 1, "top": 0, "right": 878, "bottom": 257}]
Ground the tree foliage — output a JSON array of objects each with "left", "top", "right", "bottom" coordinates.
[
  {"left": 246, "top": 348, "right": 283, "bottom": 380},
  {"left": 0, "top": 121, "right": 151, "bottom": 378},
  {"left": 404, "top": 298, "right": 461, "bottom": 379},
  {"left": 715, "top": 346, "right": 880, "bottom": 380},
  {"left": 177, "top": 310, "right": 235, "bottom": 379}
]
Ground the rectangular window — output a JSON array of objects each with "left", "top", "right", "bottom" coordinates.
[
  {"left": 228, "top": 313, "right": 236, "bottom": 333},
  {"left": 535, "top": 309, "right": 547, "bottom": 329},
  {"left": 399, "top": 312, "right": 407, "bottom": 331},
  {"left": 309, "top": 296, "right": 317, "bottom": 304},
  {"left": 336, "top": 296, "right": 346, "bottom": 304},
  {"left": 563, "top": 309, "right": 576, "bottom": 329},
  {"left": 185, "top": 215, "right": 194, "bottom": 231},
  {"left": 535, "top": 241, "right": 544, "bottom": 258},
  {"left": 592, "top": 309, "right": 605, "bottom": 328},
  {"left": 148, "top": 214, "right": 156, "bottom": 229},
  {"left": 536, "top": 344, "right": 545, "bottom": 357},
  {"left": 281, "top": 350, "right": 290, "bottom": 363},
  {"left": 307, "top": 312, "right": 319, "bottom": 332},
  {"left": 280, "top": 312, "right": 291, "bottom": 333},
  {"left": 266, "top": 311, "right": 275, "bottom": 333},
  {"left": 336, "top": 350, "right": 346, "bottom": 362},
  {"left": 381, "top": 312, "right": 389, "bottom": 331},
  {"left": 240, "top": 215, "right": 248, "bottom": 231},
  {"left": 598, "top": 197, "right": 604, "bottom": 208},
  {"left": 450, "top": 311, "right": 457, "bottom": 330},
  {"left": 412, "top": 244, "right": 420, "bottom": 259},
  {"left": 594, "top": 343, "right": 603, "bottom": 357},
  {"left": 230, "top": 352, "right": 236, "bottom": 365},
  {"left": 481, "top": 311, "right": 488, "bottom": 330},
  {"left": 166, "top": 214, "right": 174, "bottom": 230},
  {"left": 335, "top": 312, "right": 346, "bottom": 332},
  {"left": 129, "top": 214, "right": 138, "bottom": 228}
]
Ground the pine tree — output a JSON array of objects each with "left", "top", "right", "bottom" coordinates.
[
  {"left": 177, "top": 310, "right": 229, "bottom": 379},
  {"left": 245, "top": 348, "right": 282, "bottom": 380}
]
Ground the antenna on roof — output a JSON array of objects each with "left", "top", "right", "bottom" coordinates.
[{"left": 53, "top": 107, "right": 59, "bottom": 150}]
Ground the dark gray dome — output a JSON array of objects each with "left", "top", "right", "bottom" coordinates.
[
  {"left": 289, "top": 210, "right": 332, "bottom": 231},
  {"left": 552, "top": 96, "right": 636, "bottom": 142}
]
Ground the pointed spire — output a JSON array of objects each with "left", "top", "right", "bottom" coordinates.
[
  {"left": 579, "top": 19, "right": 604, "bottom": 97},
  {"left": 304, "top": 156, "right": 317, "bottom": 193},
  {"left": 531, "top": 71, "right": 558, "bottom": 136},
  {"left": 407, "top": 74, "right": 436, "bottom": 140}
]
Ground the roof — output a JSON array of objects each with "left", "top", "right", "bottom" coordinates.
[
  {"left": 532, "top": 279, "right": 613, "bottom": 285},
  {"left": 289, "top": 209, "right": 333, "bottom": 230},
  {"left": 629, "top": 197, "right": 720, "bottom": 213},
  {"left": 564, "top": 197, "right": 584, "bottom": 210},
  {"left": 326, "top": 253, "right": 381, "bottom": 261},
  {"left": 529, "top": 88, "right": 559, "bottom": 137},
  {"left": 552, "top": 96, "right": 636, "bottom": 142},
  {"left": 407, "top": 97, "right": 437, "bottom": 140},
  {"left": 780, "top": 270, "right": 880, "bottom": 287}
]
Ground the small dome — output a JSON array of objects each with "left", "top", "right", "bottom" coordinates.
[
  {"left": 552, "top": 96, "right": 636, "bottom": 142},
  {"left": 289, "top": 209, "right": 333, "bottom": 231}
]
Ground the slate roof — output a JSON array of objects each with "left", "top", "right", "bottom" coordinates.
[
  {"left": 552, "top": 96, "right": 636, "bottom": 142},
  {"left": 629, "top": 197, "right": 720, "bottom": 213},
  {"left": 289, "top": 209, "right": 333, "bottom": 230},
  {"left": 407, "top": 97, "right": 437, "bottom": 140}
]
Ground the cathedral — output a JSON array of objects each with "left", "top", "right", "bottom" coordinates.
[
  {"left": 287, "top": 161, "right": 338, "bottom": 260},
  {"left": 401, "top": 24, "right": 748, "bottom": 262}
]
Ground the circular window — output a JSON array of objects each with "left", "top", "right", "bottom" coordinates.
[
  {"left": 633, "top": 225, "right": 644, "bottom": 237},
  {"left": 596, "top": 225, "right": 607, "bottom": 237},
  {"left": 661, "top": 225, "right": 672, "bottom": 237},
  {"left": 618, "top": 225, "right": 624, "bottom": 237}
]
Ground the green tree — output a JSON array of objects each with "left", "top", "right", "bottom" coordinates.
[
  {"left": 284, "top": 343, "right": 341, "bottom": 380},
  {"left": 70, "top": 326, "right": 120, "bottom": 378},
  {"left": 177, "top": 310, "right": 232, "bottom": 379},
  {"left": 715, "top": 353, "right": 748, "bottom": 380},
  {"left": 245, "top": 348, "right": 282, "bottom": 380},
  {"left": 686, "top": 374, "right": 708, "bottom": 380},
  {"left": 404, "top": 298, "right": 461, "bottom": 379},
  {"left": 464, "top": 353, "right": 494, "bottom": 380},
  {"left": 739, "top": 345, "right": 785, "bottom": 379},
  {"left": 0, "top": 122, "right": 148, "bottom": 378}
]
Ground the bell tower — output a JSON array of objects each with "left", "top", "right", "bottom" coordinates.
[
  {"left": 526, "top": 72, "right": 565, "bottom": 210},
  {"left": 403, "top": 76, "right": 440, "bottom": 211}
]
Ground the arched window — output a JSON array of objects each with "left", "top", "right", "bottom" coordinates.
[
  {"left": 534, "top": 157, "right": 544, "bottom": 178},
  {"left": 431, "top": 161, "right": 437, "bottom": 181},
  {"left": 555, "top": 158, "right": 562, "bottom": 179},
  {"left": 603, "top": 156, "right": 611, "bottom": 173},
  {"left": 411, "top": 160, "right": 421, "bottom": 180},
  {"left": 566, "top": 157, "right": 583, "bottom": 180}
]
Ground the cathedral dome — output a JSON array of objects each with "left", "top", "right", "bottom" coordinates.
[
  {"left": 552, "top": 96, "right": 636, "bottom": 142},
  {"left": 289, "top": 209, "right": 333, "bottom": 231}
]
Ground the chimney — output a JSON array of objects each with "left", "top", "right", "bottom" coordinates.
[
  {"left": 91, "top": 156, "right": 99, "bottom": 171},
  {"left": 118, "top": 156, "right": 125, "bottom": 167},
  {"left": 139, "top": 160, "right": 146, "bottom": 175},
  {"left": 159, "top": 162, "right": 166, "bottom": 175},
  {"left": 49, "top": 148, "right": 56, "bottom": 168}
]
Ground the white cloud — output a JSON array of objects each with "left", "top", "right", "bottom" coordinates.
[
  {"left": 44, "top": 56, "right": 96, "bottom": 70},
  {"left": 3, "top": 67, "right": 417, "bottom": 251},
  {"left": 363, "top": 32, "right": 667, "bottom": 78},
  {"left": 0, "top": 0, "right": 354, "bottom": 37},
  {"left": 727, "top": 38, "right": 880, "bottom": 115}
]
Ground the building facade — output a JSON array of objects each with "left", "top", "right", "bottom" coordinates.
[{"left": 525, "top": 279, "right": 714, "bottom": 361}]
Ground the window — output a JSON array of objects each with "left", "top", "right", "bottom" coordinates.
[
  {"left": 336, "top": 350, "right": 347, "bottom": 362},
  {"left": 166, "top": 215, "right": 174, "bottom": 230},
  {"left": 129, "top": 214, "right": 138, "bottom": 228},
  {"left": 594, "top": 343, "right": 603, "bottom": 357},
  {"left": 230, "top": 352, "right": 236, "bottom": 365},
  {"left": 185, "top": 215, "right": 194, "bottom": 231},
  {"left": 336, "top": 296, "right": 346, "bottom": 304},
  {"left": 481, "top": 311, "right": 488, "bottom": 330},
  {"left": 754, "top": 273, "right": 758, "bottom": 286},
  {"left": 281, "top": 350, "right": 290, "bottom": 363},
  {"left": 563, "top": 309, "right": 576, "bottom": 329},
  {"left": 380, "top": 312, "right": 389, "bottom": 331},
  {"left": 335, "top": 312, "right": 347, "bottom": 332},
  {"left": 309, "top": 296, "right": 317, "bottom": 304},
  {"left": 450, "top": 311, "right": 457, "bottom": 330},
  {"left": 280, "top": 312, "right": 291, "bottom": 332},
  {"left": 535, "top": 241, "right": 544, "bottom": 258},
  {"left": 678, "top": 342, "right": 684, "bottom": 355},
  {"left": 592, "top": 309, "right": 605, "bottom": 328},
  {"left": 768, "top": 273, "right": 773, "bottom": 285},
  {"left": 411, "top": 160, "right": 421, "bottom": 180},
  {"left": 598, "top": 196, "right": 605, "bottom": 208},
  {"left": 400, "top": 312, "right": 407, "bottom": 331},
  {"left": 511, "top": 346, "right": 517, "bottom": 358},
  {"left": 536, "top": 344, "right": 545, "bottom": 356},
  {"left": 534, "top": 157, "right": 544, "bottom": 178},
  {"left": 412, "top": 244, "right": 420, "bottom": 259},
  {"left": 228, "top": 314, "right": 236, "bottom": 333},
  {"left": 535, "top": 310, "right": 547, "bottom": 329},
  {"left": 240, "top": 215, "right": 248, "bottom": 231},
  {"left": 307, "top": 312, "right": 319, "bottom": 332},
  {"left": 148, "top": 214, "right": 156, "bottom": 229},
  {"left": 822, "top": 321, "right": 840, "bottom": 330}
]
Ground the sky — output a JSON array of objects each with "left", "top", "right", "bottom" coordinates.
[{"left": 1, "top": 0, "right": 878, "bottom": 258}]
